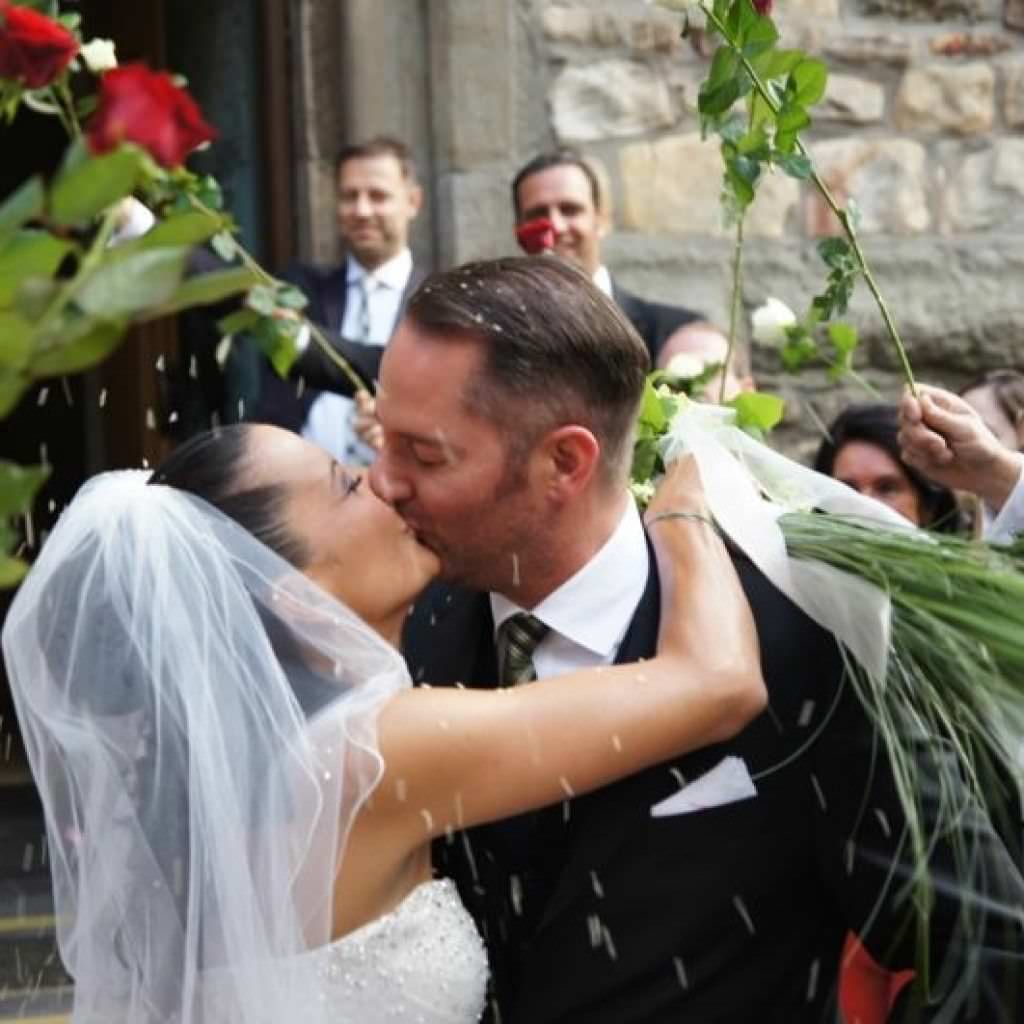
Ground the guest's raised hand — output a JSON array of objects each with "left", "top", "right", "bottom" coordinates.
[
  {"left": 354, "top": 388, "right": 383, "bottom": 452},
  {"left": 898, "top": 384, "right": 1023, "bottom": 513}
]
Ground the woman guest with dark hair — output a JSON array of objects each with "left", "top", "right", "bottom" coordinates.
[{"left": 814, "top": 402, "right": 962, "bottom": 532}]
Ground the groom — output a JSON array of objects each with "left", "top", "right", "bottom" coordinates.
[{"left": 370, "top": 257, "right": 1024, "bottom": 1023}]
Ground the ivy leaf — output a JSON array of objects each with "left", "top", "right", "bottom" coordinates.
[{"left": 728, "top": 390, "right": 785, "bottom": 433}]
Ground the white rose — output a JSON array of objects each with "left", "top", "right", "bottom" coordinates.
[
  {"left": 665, "top": 353, "right": 706, "bottom": 380},
  {"left": 751, "top": 297, "right": 797, "bottom": 347},
  {"left": 80, "top": 38, "right": 118, "bottom": 73}
]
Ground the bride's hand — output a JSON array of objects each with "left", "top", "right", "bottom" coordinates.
[{"left": 645, "top": 456, "right": 766, "bottom": 734}]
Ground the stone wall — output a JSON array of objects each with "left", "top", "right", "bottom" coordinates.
[
  {"left": 297, "top": 0, "right": 1024, "bottom": 456},
  {"left": 522, "top": 0, "right": 1024, "bottom": 455}
]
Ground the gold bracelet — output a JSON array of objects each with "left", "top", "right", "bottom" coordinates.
[{"left": 645, "top": 510, "right": 715, "bottom": 528}]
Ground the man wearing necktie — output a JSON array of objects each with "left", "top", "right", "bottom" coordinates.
[{"left": 254, "top": 137, "right": 426, "bottom": 461}]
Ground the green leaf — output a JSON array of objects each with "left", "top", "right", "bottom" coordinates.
[
  {"left": 0, "top": 553, "right": 29, "bottom": 588},
  {"left": 728, "top": 390, "right": 785, "bottom": 432},
  {"left": 127, "top": 210, "right": 222, "bottom": 250},
  {"left": 752, "top": 47, "right": 804, "bottom": 81},
  {"left": 0, "top": 460, "right": 51, "bottom": 518},
  {"left": 0, "top": 311, "right": 32, "bottom": 369},
  {"left": 276, "top": 285, "right": 309, "bottom": 311},
  {"left": 774, "top": 153, "right": 813, "bottom": 179},
  {"left": 14, "top": 277, "right": 59, "bottom": 320},
  {"left": 31, "top": 316, "right": 127, "bottom": 377},
  {"left": 780, "top": 325, "right": 819, "bottom": 372},
  {"left": 828, "top": 321, "right": 859, "bottom": 357},
  {"left": 50, "top": 145, "right": 143, "bottom": 228},
  {"left": 631, "top": 436, "right": 660, "bottom": 483},
  {"left": 211, "top": 230, "right": 237, "bottom": 262},
  {"left": 638, "top": 377, "right": 668, "bottom": 432},
  {"left": 701, "top": 78, "right": 743, "bottom": 117},
  {"left": 0, "top": 231, "right": 75, "bottom": 306},
  {"left": 817, "top": 236, "right": 854, "bottom": 269},
  {"left": 790, "top": 58, "right": 828, "bottom": 107},
  {"left": 77, "top": 248, "right": 189, "bottom": 318},
  {"left": 0, "top": 372, "right": 29, "bottom": 418},
  {"left": 245, "top": 284, "right": 279, "bottom": 316},
  {"left": 250, "top": 317, "right": 300, "bottom": 378},
  {"left": 217, "top": 308, "right": 261, "bottom": 337},
  {"left": 0, "top": 177, "right": 45, "bottom": 244},
  {"left": 742, "top": 15, "right": 779, "bottom": 59},
  {"left": 774, "top": 103, "right": 811, "bottom": 153},
  {"left": 140, "top": 266, "right": 261, "bottom": 321}
]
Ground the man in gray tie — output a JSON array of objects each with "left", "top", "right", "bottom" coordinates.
[{"left": 254, "top": 136, "right": 426, "bottom": 461}]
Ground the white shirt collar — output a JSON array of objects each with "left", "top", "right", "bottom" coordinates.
[
  {"left": 592, "top": 265, "right": 613, "bottom": 298},
  {"left": 346, "top": 248, "right": 413, "bottom": 292},
  {"left": 490, "top": 499, "right": 648, "bottom": 661}
]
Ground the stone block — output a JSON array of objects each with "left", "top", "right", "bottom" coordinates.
[
  {"left": 895, "top": 64, "right": 995, "bottom": 135},
  {"left": 807, "top": 138, "right": 931, "bottom": 234},
  {"left": 929, "top": 31, "right": 1014, "bottom": 57},
  {"left": 550, "top": 60, "right": 676, "bottom": 142},
  {"left": 1006, "top": 57, "right": 1024, "bottom": 126},
  {"left": 864, "top": 0, "right": 982, "bottom": 15},
  {"left": 779, "top": 0, "right": 840, "bottom": 14},
  {"left": 824, "top": 33, "right": 913, "bottom": 66},
  {"left": 540, "top": 5, "right": 593, "bottom": 44},
  {"left": 619, "top": 133, "right": 799, "bottom": 239},
  {"left": 818, "top": 74, "right": 886, "bottom": 124},
  {"left": 1008, "top": 0, "right": 1024, "bottom": 31}
]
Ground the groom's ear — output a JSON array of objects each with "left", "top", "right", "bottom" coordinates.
[{"left": 538, "top": 425, "right": 600, "bottom": 500}]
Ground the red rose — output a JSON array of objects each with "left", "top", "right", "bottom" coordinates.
[
  {"left": 753, "top": 0, "right": 773, "bottom": 13},
  {"left": 87, "top": 63, "right": 217, "bottom": 168},
  {"left": 515, "top": 217, "right": 556, "bottom": 256},
  {"left": 0, "top": 0, "right": 79, "bottom": 89}
]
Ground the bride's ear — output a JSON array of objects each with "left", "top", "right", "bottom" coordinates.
[{"left": 538, "top": 425, "right": 600, "bottom": 500}]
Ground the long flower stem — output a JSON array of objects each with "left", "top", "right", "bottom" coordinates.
[
  {"left": 720, "top": 215, "right": 745, "bottom": 403},
  {"left": 187, "top": 196, "right": 367, "bottom": 395},
  {"left": 701, "top": 1, "right": 917, "bottom": 395}
]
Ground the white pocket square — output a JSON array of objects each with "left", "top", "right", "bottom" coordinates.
[{"left": 650, "top": 755, "right": 757, "bottom": 818}]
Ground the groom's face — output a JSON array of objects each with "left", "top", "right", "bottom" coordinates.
[{"left": 371, "top": 321, "right": 546, "bottom": 593}]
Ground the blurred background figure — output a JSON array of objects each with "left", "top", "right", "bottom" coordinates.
[
  {"left": 814, "top": 403, "right": 961, "bottom": 532},
  {"left": 960, "top": 370, "right": 1024, "bottom": 453},
  {"left": 656, "top": 322, "right": 754, "bottom": 402}
]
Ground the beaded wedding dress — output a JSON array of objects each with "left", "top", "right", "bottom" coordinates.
[{"left": 276, "top": 879, "right": 488, "bottom": 1023}]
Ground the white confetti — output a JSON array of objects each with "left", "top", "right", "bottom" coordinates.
[
  {"left": 36, "top": 387, "right": 49, "bottom": 407},
  {"left": 99, "top": 388, "right": 108, "bottom": 408},
  {"left": 733, "top": 894, "right": 755, "bottom": 934}
]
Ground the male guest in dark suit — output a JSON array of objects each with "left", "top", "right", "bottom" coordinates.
[
  {"left": 370, "top": 256, "right": 1024, "bottom": 1023},
  {"left": 255, "top": 136, "right": 425, "bottom": 462},
  {"left": 512, "top": 148, "right": 703, "bottom": 364}
]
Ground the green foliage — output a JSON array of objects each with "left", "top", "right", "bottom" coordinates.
[
  {"left": 49, "top": 143, "right": 143, "bottom": 227},
  {"left": 0, "top": 461, "right": 50, "bottom": 584}
]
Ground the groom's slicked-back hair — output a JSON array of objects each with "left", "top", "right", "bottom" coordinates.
[{"left": 405, "top": 256, "right": 650, "bottom": 484}]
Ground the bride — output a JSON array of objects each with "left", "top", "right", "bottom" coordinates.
[{"left": 2, "top": 422, "right": 764, "bottom": 1023}]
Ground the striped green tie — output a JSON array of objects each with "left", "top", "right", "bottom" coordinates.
[{"left": 498, "top": 612, "right": 550, "bottom": 686}]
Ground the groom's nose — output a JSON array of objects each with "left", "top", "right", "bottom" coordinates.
[{"left": 368, "top": 450, "right": 411, "bottom": 506}]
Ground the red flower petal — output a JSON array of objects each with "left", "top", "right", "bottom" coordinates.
[
  {"left": 87, "top": 63, "right": 217, "bottom": 168},
  {"left": 0, "top": 0, "right": 79, "bottom": 89},
  {"left": 516, "top": 217, "right": 556, "bottom": 256}
]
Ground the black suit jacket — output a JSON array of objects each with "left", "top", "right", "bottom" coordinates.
[
  {"left": 403, "top": 544, "right": 1024, "bottom": 1023},
  {"left": 612, "top": 280, "right": 702, "bottom": 365},
  {"left": 252, "top": 259, "right": 426, "bottom": 431}
]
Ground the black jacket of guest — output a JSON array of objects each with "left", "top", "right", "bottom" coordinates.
[
  {"left": 404, "top": 541, "right": 1024, "bottom": 1024},
  {"left": 253, "top": 259, "right": 426, "bottom": 431},
  {"left": 611, "top": 280, "right": 701, "bottom": 366}
]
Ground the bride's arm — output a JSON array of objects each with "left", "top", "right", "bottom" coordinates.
[{"left": 371, "top": 456, "right": 766, "bottom": 848}]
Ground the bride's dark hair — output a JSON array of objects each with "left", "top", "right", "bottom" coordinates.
[{"left": 149, "top": 424, "right": 310, "bottom": 567}]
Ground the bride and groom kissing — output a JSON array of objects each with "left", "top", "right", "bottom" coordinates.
[{"left": 5, "top": 256, "right": 1024, "bottom": 1023}]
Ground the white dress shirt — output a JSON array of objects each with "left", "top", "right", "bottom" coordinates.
[
  {"left": 303, "top": 249, "right": 413, "bottom": 463},
  {"left": 592, "top": 265, "right": 613, "bottom": 299},
  {"left": 490, "top": 499, "right": 649, "bottom": 679},
  {"left": 984, "top": 461, "right": 1024, "bottom": 544}
]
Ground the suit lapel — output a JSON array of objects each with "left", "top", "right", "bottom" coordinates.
[{"left": 319, "top": 263, "right": 348, "bottom": 334}]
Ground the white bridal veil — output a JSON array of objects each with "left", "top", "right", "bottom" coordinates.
[{"left": 2, "top": 470, "right": 410, "bottom": 1022}]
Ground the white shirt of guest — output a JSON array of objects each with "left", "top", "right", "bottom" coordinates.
[
  {"left": 490, "top": 499, "right": 649, "bottom": 679},
  {"left": 592, "top": 265, "right": 613, "bottom": 299},
  {"left": 303, "top": 249, "right": 413, "bottom": 463}
]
